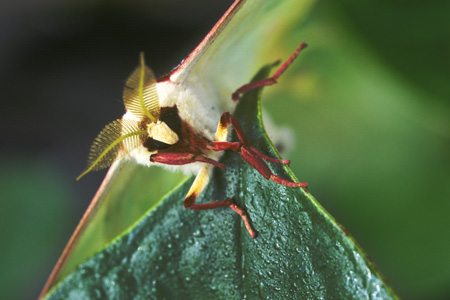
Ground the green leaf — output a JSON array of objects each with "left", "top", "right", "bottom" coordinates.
[{"left": 44, "top": 66, "right": 398, "bottom": 300}]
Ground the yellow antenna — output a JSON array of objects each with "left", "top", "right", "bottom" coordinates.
[
  {"left": 77, "top": 119, "right": 147, "bottom": 180},
  {"left": 123, "top": 52, "right": 160, "bottom": 122}
]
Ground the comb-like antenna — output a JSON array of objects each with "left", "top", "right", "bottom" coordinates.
[
  {"left": 123, "top": 52, "right": 160, "bottom": 122},
  {"left": 77, "top": 119, "right": 147, "bottom": 180}
]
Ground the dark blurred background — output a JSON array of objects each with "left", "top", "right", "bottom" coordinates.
[{"left": 1, "top": 0, "right": 449, "bottom": 299}]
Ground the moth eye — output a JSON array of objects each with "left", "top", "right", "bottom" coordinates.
[{"left": 144, "top": 137, "right": 171, "bottom": 151}]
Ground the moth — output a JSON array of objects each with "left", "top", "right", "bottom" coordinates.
[{"left": 77, "top": 43, "right": 308, "bottom": 238}]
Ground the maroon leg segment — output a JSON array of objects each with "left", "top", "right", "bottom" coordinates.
[
  {"left": 185, "top": 197, "right": 256, "bottom": 238},
  {"left": 248, "top": 146, "right": 290, "bottom": 164},
  {"left": 150, "top": 152, "right": 225, "bottom": 169},
  {"left": 232, "top": 42, "right": 308, "bottom": 102},
  {"left": 212, "top": 112, "right": 308, "bottom": 188},
  {"left": 217, "top": 112, "right": 250, "bottom": 146},
  {"left": 229, "top": 203, "right": 256, "bottom": 238},
  {"left": 242, "top": 146, "right": 307, "bottom": 188},
  {"left": 270, "top": 174, "right": 308, "bottom": 188},
  {"left": 183, "top": 165, "right": 257, "bottom": 238},
  {"left": 184, "top": 197, "right": 256, "bottom": 239},
  {"left": 212, "top": 142, "right": 289, "bottom": 164},
  {"left": 184, "top": 196, "right": 233, "bottom": 210},
  {"left": 211, "top": 141, "right": 241, "bottom": 152},
  {"left": 240, "top": 147, "right": 272, "bottom": 179}
]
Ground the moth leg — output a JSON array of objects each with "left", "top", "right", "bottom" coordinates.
[
  {"left": 212, "top": 111, "right": 308, "bottom": 188},
  {"left": 232, "top": 42, "right": 308, "bottom": 102},
  {"left": 241, "top": 146, "right": 308, "bottom": 188},
  {"left": 151, "top": 152, "right": 256, "bottom": 237},
  {"left": 150, "top": 152, "right": 225, "bottom": 169},
  {"left": 213, "top": 142, "right": 290, "bottom": 165},
  {"left": 184, "top": 164, "right": 257, "bottom": 238}
]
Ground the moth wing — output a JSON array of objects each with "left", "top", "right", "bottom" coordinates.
[
  {"left": 170, "top": 0, "right": 307, "bottom": 111},
  {"left": 124, "top": 52, "right": 160, "bottom": 122}
]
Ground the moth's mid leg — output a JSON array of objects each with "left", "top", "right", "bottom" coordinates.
[
  {"left": 231, "top": 42, "right": 308, "bottom": 102},
  {"left": 212, "top": 111, "right": 307, "bottom": 188}
]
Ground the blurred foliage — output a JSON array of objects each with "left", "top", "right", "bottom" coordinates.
[
  {"left": 264, "top": 1, "right": 450, "bottom": 299},
  {"left": 1, "top": 0, "right": 449, "bottom": 299},
  {"left": 0, "top": 158, "right": 78, "bottom": 300}
]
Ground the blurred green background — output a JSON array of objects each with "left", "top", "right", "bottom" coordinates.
[{"left": 1, "top": 0, "right": 449, "bottom": 299}]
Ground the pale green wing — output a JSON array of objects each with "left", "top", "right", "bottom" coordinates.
[
  {"left": 171, "top": 0, "right": 314, "bottom": 111},
  {"left": 77, "top": 119, "right": 147, "bottom": 180},
  {"left": 123, "top": 52, "right": 160, "bottom": 122}
]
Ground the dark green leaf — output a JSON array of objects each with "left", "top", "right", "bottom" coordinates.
[{"left": 44, "top": 66, "right": 398, "bottom": 300}]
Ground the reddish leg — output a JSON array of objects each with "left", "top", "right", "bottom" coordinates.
[
  {"left": 241, "top": 147, "right": 307, "bottom": 188},
  {"left": 213, "top": 142, "right": 290, "bottom": 164},
  {"left": 149, "top": 139, "right": 257, "bottom": 238},
  {"left": 232, "top": 42, "right": 308, "bottom": 102},
  {"left": 212, "top": 112, "right": 308, "bottom": 188},
  {"left": 215, "top": 111, "right": 250, "bottom": 147},
  {"left": 150, "top": 152, "right": 225, "bottom": 169},
  {"left": 211, "top": 141, "right": 241, "bottom": 152},
  {"left": 246, "top": 146, "right": 290, "bottom": 165},
  {"left": 183, "top": 165, "right": 256, "bottom": 238},
  {"left": 229, "top": 204, "right": 255, "bottom": 238}
]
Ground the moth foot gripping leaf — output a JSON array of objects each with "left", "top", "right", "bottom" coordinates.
[{"left": 77, "top": 43, "right": 308, "bottom": 239}]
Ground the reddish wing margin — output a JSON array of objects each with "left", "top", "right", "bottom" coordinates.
[
  {"left": 39, "top": 160, "right": 126, "bottom": 298},
  {"left": 163, "top": 0, "right": 245, "bottom": 81}
]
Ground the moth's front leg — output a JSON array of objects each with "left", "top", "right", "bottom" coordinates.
[{"left": 150, "top": 152, "right": 225, "bottom": 169}]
